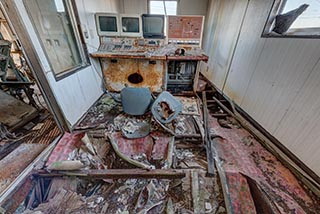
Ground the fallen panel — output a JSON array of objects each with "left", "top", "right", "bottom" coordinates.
[
  {"left": 0, "top": 90, "right": 38, "bottom": 129},
  {"left": 46, "top": 132, "right": 85, "bottom": 167}
]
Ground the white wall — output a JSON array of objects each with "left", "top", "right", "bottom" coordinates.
[
  {"left": 120, "top": 0, "right": 148, "bottom": 14},
  {"left": 203, "top": 0, "right": 320, "bottom": 176},
  {"left": 14, "top": 0, "right": 120, "bottom": 127},
  {"left": 118, "top": 0, "right": 208, "bottom": 15},
  {"left": 177, "top": 0, "right": 208, "bottom": 15}
]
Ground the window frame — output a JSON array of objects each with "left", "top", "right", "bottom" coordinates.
[
  {"left": 23, "top": 0, "right": 90, "bottom": 81},
  {"left": 262, "top": 0, "right": 320, "bottom": 39}
]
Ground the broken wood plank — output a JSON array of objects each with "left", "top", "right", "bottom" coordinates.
[
  {"left": 211, "top": 113, "right": 228, "bottom": 117},
  {"left": 34, "top": 169, "right": 186, "bottom": 180},
  {"left": 175, "top": 134, "right": 202, "bottom": 139},
  {"left": 202, "top": 91, "right": 215, "bottom": 176},
  {"left": 191, "top": 171, "right": 201, "bottom": 214},
  {"left": 206, "top": 100, "right": 228, "bottom": 103},
  {"left": 215, "top": 152, "right": 234, "bottom": 214}
]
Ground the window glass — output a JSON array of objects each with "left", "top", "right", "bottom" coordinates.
[
  {"left": 150, "top": 1, "right": 177, "bottom": 15},
  {"left": 24, "top": 0, "right": 85, "bottom": 77},
  {"left": 282, "top": 0, "right": 320, "bottom": 29},
  {"left": 262, "top": 0, "right": 320, "bottom": 37}
]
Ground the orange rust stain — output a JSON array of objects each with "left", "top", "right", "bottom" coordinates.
[{"left": 102, "top": 58, "right": 166, "bottom": 92}]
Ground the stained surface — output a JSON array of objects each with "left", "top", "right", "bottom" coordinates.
[
  {"left": 101, "top": 58, "right": 166, "bottom": 92},
  {"left": 208, "top": 116, "right": 320, "bottom": 214}
]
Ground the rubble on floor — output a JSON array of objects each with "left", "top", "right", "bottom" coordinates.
[
  {"left": 0, "top": 115, "right": 60, "bottom": 195},
  {"left": 8, "top": 87, "right": 320, "bottom": 214},
  {"left": 75, "top": 93, "right": 122, "bottom": 130}
]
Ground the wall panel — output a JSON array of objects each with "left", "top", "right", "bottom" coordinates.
[
  {"left": 203, "top": 0, "right": 248, "bottom": 89},
  {"left": 203, "top": 0, "right": 320, "bottom": 176},
  {"left": 274, "top": 59, "right": 320, "bottom": 172},
  {"left": 241, "top": 38, "right": 320, "bottom": 133}
]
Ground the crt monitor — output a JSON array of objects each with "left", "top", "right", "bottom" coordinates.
[
  {"left": 95, "top": 13, "right": 120, "bottom": 36},
  {"left": 142, "top": 14, "right": 165, "bottom": 38},
  {"left": 120, "top": 14, "right": 142, "bottom": 37}
]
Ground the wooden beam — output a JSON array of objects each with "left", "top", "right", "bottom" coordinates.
[
  {"left": 191, "top": 171, "right": 201, "bottom": 214},
  {"left": 34, "top": 169, "right": 186, "bottom": 180},
  {"left": 202, "top": 91, "right": 215, "bottom": 176}
]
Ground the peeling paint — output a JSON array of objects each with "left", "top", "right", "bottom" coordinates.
[{"left": 102, "top": 58, "right": 166, "bottom": 92}]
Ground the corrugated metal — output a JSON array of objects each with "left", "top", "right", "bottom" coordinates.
[{"left": 203, "top": 0, "right": 320, "bottom": 176}]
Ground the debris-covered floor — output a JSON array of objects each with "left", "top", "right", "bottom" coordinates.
[
  {"left": 0, "top": 113, "right": 60, "bottom": 195},
  {"left": 5, "top": 81, "right": 320, "bottom": 214}
]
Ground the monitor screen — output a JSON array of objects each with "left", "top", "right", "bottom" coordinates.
[
  {"left": 99, "top": 16, "right": 117, "bottom": 32},
  {"left": 122, "top": 17, "right": 139, "bottom": 33},
  {"left": 95, "top": 13, "right": 120, "bottom": 36},
  {"left": 142, "top": 14, "right": 165, "bottom": 38}
]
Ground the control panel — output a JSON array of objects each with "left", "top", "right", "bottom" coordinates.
[{"left": 98, "top": 37, "right": 166, "bottom": 53}]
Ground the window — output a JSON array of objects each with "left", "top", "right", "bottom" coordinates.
[
  {"left": 262, "top": 0, "right": 320, "bottom": 38},
  {"left": 149, "top": 0, "right": 177, "bottom": 15},
  {"left": 24, "top": 0, "right": 88, "bottom": 79}
]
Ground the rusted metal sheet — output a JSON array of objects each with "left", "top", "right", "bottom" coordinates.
[
  {"left": 101, "top": 58, "right": 166, "bottom": 92},
  {"left": 0, "top": 143, "right": 46, "bottom": 193}
]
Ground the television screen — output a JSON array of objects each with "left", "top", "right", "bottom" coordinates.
[
  {"left": 99, "top": 16, "right": 117, "bottom": 32},
  {"left": 122, "top": 17, "right": 139, "bottom": 33},
  {"left": 142, "top": 14, "right": 165, "bottom": 38},
  {"left": 95, "top": 13, "right": 120, "bottom": 36}
]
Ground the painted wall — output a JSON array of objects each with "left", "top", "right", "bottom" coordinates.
[
  {"left": 120, "top": 0, "right": 148, "bottom": 14},
  {"left": 203, "top": 0, "right": 320, "bottom": 176},
  {"left": 177, "top": 0, "right": 208, "bottom": 15},
  {"left": 14, "top": 0, "right": 120, "bottom": 127},
  {"left": 118, "top": 0, "right": 208, "bottom": 15}
]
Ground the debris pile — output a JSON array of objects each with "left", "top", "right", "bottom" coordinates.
[{"left": 15, "top": 87, "right": 320, "bottom": 214}]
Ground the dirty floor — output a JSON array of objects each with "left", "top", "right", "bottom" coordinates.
[{"left": 6, "top": 88, "right": 320, "bottom": 214}]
